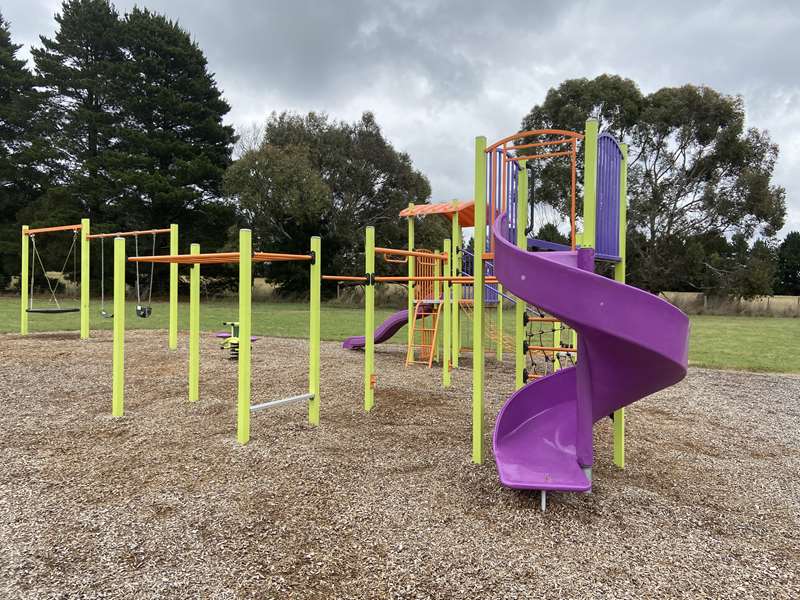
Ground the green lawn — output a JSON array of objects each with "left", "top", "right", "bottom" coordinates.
[{"left": 2, "top": 297, "right": 798, "bottom": 373}]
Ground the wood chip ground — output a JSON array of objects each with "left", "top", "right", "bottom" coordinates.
[{"left": 0, "top": 330, "right": 797, "bottom": 599}]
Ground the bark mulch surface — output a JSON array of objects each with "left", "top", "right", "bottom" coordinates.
[{"left": 0, "top": 330, "right": 797, "bottom": 599}]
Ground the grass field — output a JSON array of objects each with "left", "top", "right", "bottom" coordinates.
[{"left": 2, "top": 297, "right": 798, "bottom": 373}]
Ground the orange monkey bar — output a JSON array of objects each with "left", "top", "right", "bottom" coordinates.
[
  {"left": 24, "top": 224, "right": 82, "bottom": 235},
  {"left": 485, "top": 129, "right": 583, "bottom": 152},
  {"left": 374, "top": 247, "right": 447, "bottom": 261},
  {"left": 129, "top": 251, "right": 312, "bottom": 265},
  {"left": 322, "top": 275, "right": 497, "bottom": 284},
  {"left": 527, "top": 345, "right": 577, "bottom": 353},
  {"left": 507, "top": 149, "right": 574, "bottom": 162},
  {"left": 87, "top": 228, "right": 172, "bottom": 240}
]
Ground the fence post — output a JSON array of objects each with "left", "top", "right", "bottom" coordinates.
[
  {"left": 112, "top": 237, "right": 126, "bottom": 417},
  {"left": 237, "top": 229, "right": 252, "bottom": 444}
]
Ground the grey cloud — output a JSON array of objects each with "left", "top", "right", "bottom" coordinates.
[{"left": 2, "top": 0, "right": 798, "bottom": 231}]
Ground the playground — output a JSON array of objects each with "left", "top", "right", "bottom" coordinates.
[
  {"left": 0, "top": 331, "right": 797, "bottom": 597},
  {"left": 3, "top": 122, "right": 799, "bottom": 598}
]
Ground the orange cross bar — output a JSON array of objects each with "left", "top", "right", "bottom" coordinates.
[
  {"left": 510, "top": 137, "right": 575, "bottom": 152},
  {"left": 87, "top": 228, "right": 172, "bottom": 239},
  {"left": 507, "top": 149, "right": 574, "bottom": 162},
  {"left": 374, "top": 247, "right": 447, "bottom": 260},
  {"left": 128, "top": 251, "right": 312, "bottom": 265},
  {"left": 486, "top": 129, "right": 583, "bottom": 152},
  {"left": 25, "top": 224, "right": 82, "bottom": 235},
  {"left": 322, "top": 275, "right": 368, "bottom": 282},
  {"left": 527, "top": 345, "right": 577, "bottom": 353}
]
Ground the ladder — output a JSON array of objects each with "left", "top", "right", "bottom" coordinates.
[{"left": 406, "top": 300, "right": 443, "bottom": 367}]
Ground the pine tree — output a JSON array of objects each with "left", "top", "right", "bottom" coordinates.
[
  {"left": 113, "top": 7, "right": 236, "bottom": 247},
  {"left": 31, "top": 0, "right": 124, "bottom": 219},
  {"left": 0, "top": 13, "right": 48, "bottom": 288}
]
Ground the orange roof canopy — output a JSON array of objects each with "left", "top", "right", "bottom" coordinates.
[{"left": 399, "top": 200, "right": 475, "bottom": 227}]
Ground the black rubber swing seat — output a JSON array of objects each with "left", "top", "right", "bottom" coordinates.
[{"left": 26, "top": 307, "right": 80, "bottom": 314}]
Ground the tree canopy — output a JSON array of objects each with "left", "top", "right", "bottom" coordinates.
[
  {"left": 224, "top": 111, "right": 449, "bottom": 295},
  {"left": 520, "top": 75, "right": 787, "bottom": 296}
]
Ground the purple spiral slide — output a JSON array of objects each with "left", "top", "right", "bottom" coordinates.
[{"left": 491, "top": 214, "right": 689, "bottom": 492}]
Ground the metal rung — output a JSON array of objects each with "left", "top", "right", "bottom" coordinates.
[{"left": 250, "top": 392, "right": 314, "bottom": 412}]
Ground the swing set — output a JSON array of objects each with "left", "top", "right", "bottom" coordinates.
[{"left": 20, "top": 219, "right": 179, "bottom": 348}]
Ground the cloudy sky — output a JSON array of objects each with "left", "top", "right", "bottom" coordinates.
[{"left": 4, "top": 0, "right": 799, "bottom": 235}]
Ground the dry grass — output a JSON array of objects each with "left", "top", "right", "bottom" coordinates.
[{"left": 0, "top": 330, "right": 797, "bottom": 599}]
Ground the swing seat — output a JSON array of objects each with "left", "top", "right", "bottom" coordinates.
[
  {"left": 136, "top": 305, "right": 152, "bottom": 318},
  {"left": 26, "top": 307, "right": 80, "bottom": 314},
  {"left": 100, "top": 310, "right": 113, "bottom": 319}
]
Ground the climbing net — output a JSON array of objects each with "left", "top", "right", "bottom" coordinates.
[{"left": 522, "top": 306, "right": 576, "bottom": 381}]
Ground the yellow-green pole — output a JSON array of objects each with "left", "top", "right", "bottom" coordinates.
[
  {"left": 169, "top": 223, "right": 179, "bottom": 350},
  {"left": 613, "top": 142, "right": 629, "bottom": 469},
  {"left": 237, "top": 229, "right": 252, "bottom": 444},
  {"left": 112, "top": 237, "right": 125, "bottom": 417},
  {"left": 451, "top": 207, "right": 460, "bottom": 368},
  {"left": 20, "top": 226, "right": 28, "bottom": 335},
  {"left": 582, "top": 118, "right": 599, "bottom": 248},
  {"left": 364, "top": 226, "right": 376, "bottom": 411},
  {"left": 553, "top": 322, "right": 562, "bottom": 371},
  {"left": 442, "top": 239, "right": 452, "bottom": 388},
  {"left": 188, "top": 243, "right": 200, "bottom": 402},
  {"left": 515, "top": 164, "right": 527, "bottom": 389},
  {"left": 308, "top": 236, "right": 321, "bottom": 426},
  {"left": 80, "top": 218, "right": 90, "bottom": 339},
  {"left": 407, "top": 206, "right": 415, "bottom": 359},
  {"left": 496, "top": 284, "right": 503, "bottom": 362},
  {"left": 472, "top": 136, "right": 487, "bottom": 464}
]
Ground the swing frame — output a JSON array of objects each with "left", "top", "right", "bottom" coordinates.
[{"left": 21, "top": 221, "right": 179, "bottom": 347}]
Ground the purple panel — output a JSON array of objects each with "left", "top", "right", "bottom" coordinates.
[{"left": 595, "top": 133, "right": 622, "bottom": 260}]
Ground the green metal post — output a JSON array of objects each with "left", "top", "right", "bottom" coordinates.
[
  {"left": 496, "top": 284, "right": 503, "bottom": 362},
  {"left": 582, "top": 118, "right": 599, "bottom": 248},
  {"left": 309, "top": 236, "right": 321, "bottom": 426},
  {"left": 472, "top": 136, "right": 487, "bottom": 464},
  {"left": 20, "top": 226, "right": 28, "bottom": 335},
  {"left": 553, "top": 322, "right": 562, "bottom": 371},
  {"left": 442, "top": 239, "right": 451, "bottom": 388},
  {"left": 169, "top": 223, "right": 179, "bottom": 350},
  {"left": 80, "top": 218, "right": 90, "bottom": 339},
  {"left": 189, "top": 243, "right": 200, "bottom": 402},
  {"left": 112, "top": 237, "right": 125, "bottom": 417},
  {"left": 407, "top": 206, "right": 415, "bottom": 358},
  {"left": 451, "top": 205, "right": 461, "bottom": 368},
  {"left": 613, "top": 143, "right": 629, "bottom": 469},
  {"left": 515, "top": 165, "right": 527, "bottom": 389},
  {"left": 364, "top": 227, "right": 376, "bottom": 411},
  {"left": 237, "top": 229, "right": 252, "bottom": 444}
]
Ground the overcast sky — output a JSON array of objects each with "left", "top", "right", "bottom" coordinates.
[{"left": 4, "top": 0, "right": 799, "bottom": 235}]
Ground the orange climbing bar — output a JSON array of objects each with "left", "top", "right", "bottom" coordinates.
[
  {"left": 374, "top": 247, "right": 447, "bottom": 260},
  {"left": 485, "top": 129, "right": 583, "bottom": 152},
  {"left": 322, "top": 275, "right": 368, "bottom": 282},
  {"left": 510, "top": 137, "right": 574, "bottom": 152},
  {"left": 25, "top": 224, "right": 82, "bottom": 235},
  {"left": 526, "top": 316, "right": 562, "bottom": 323},
  {"left": 129, "top": 251, "right": 312, "bottom": 265},
  {"left": 87, "top": 228, "right": 172, "bottom": 239},
  {"left": 375, "top": 275, "right": 498, "bottom": 284},
  {"left": 527, "top": 345, "right": 577, "bottom": 353},
  {"left": 507, "top": 149, "right": 574, "bottom": 162}
]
